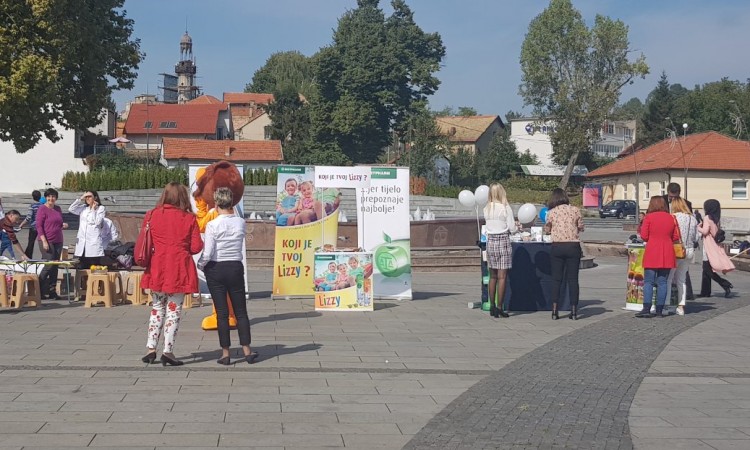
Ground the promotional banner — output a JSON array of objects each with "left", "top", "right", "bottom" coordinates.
[
  {"left": 188, "top": 163, "right": 247, "bottom": 294},
  {"left": 356, "top": 167, "right": 412, "bottom": 299},
  {"left": 626, "top": 246, "right": 677, "bottom": 311},
  {"left": 273, "top": 165, "right": 339, "bottom": 297},
  {"left": 315, "top": 166, "right": 372, "bottom": 189},
  {"left": 313, "top": 252, "right": 373, "bottom": 311}
]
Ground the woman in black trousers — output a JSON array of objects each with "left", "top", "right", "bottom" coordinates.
[
  {"left": 197, "top": 187, "right": 258, "bottom": 365},
  {"left": 544, "top": 188, "right": 585, "bottom": 320}
]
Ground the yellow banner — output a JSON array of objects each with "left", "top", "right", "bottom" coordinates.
[{"left": 272, "top": 211, "right": 339, "bottom": 297}]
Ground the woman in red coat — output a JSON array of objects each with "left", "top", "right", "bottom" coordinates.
[
  {"left": 637, "top": 196, "right": 679, "bottom": 318},
  {"left": 141, "top": 182, "right": 203, "bottom": 366}
]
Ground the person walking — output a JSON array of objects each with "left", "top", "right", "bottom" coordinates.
[
  {"left": 141, "top": 182, "right": 203, "bottom": 366},
  {"left": 18, "top": 190, "right": 43, "bottom": 258},
  {"left": 666, "top": 198, "right": 699, "bottom": 315},
  {"left": 636, "top": 196, "right": 679, "bottom": 318},
  {"left": 69, "top": 191, "right": 106, "bottom": 269},
  {"left": 36, "top": 189, "right": 69, "bottom": 299},
  {"left": 482, "top": 183, "right": 516, "bottom": 318},
  {"left": 544, "top": 188, "right": 585, "bottom": 320},
  {"left": 697, "top": 199, "right": 734, "bottom": 298},
  {"left": 197, "top": 187, "right": 258, "bottom": 365}
]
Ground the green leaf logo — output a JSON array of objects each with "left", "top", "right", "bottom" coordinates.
[{"left": 383, "top": 232, "right": 392, "bottom": 243}]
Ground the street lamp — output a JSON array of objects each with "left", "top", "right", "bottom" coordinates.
[{"left": 666, "top": 117, "right": 690, "bottom": 199}]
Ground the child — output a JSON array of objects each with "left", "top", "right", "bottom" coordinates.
[
  {"left": 317, "top": 262, "right": 338, "bottom": 292},
  {"left": 0, "top": 210, "right": 28, "bottom": 260},
  {"left": 293, "top": 181, "right": 316, "bottom": 225},
  {"left": 347, "top": 256, "right": 366, "bottom": 305},
  {"left": 336, "top": 263, "right": 350, "bottom": 289},
  {"left": 276, "top": 178, "right": 299, "bottom": 226}
]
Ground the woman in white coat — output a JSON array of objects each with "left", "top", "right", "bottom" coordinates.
[{"left": 69, "top": 190, "right": 106, "bottom": 269}]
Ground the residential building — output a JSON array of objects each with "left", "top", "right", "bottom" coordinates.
[
  {"left": 509, "top": 117, "right": 637, "bottom": 165},
  {"left": 0, "top": 110, "right": 115, "bottom": 192},
  {"left": 122, "top": 102, "right": 232, "bottom": 151},
  {"left": 435, "top": 115, "right": 505, "bottom": 154},
  {"left": 587, "top": 131, "right": 750, "bottom": 218},
  {"left": 161, "top": 138, "right": 283, "bottom": 170},
  {"left": 223, "top": 92, "right": 274, "bottom": 141}
]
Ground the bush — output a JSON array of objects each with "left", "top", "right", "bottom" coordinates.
[
  {"left": 423, "top": 184, "right": 464, "bottom": 198},
  {"left": 60, "top": 167, "right": 188, "bottom": 191},
  {"left": 243, "top": 168, "right": 277, "bottom": 186}
]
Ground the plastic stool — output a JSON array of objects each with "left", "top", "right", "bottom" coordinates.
[
  {"left": 9, "top": 273, "right": 42, "bottom": 308},
  {"left": 84, "top": 273, "right": 116, "bottom": 308},
  {"left": 107, "top": 272, "right": 125, "bottom": 304},
  {"left": 124, "top": 272, "right": 149, "bottom": 306},
  {"left": 74, "top": 269, "right": 90, "bottom": 301},
  {"left": 0, "top": 277, "right": 9, "bottom": 307},
  {"left": 183, "top": 293, "right": 201, "bottom": 309}
]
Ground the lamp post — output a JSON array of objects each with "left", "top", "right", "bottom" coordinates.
[{"left": 665, "top": 117, "right": 689, "bottom": 199}]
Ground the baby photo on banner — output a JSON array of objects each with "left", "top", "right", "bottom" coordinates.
[
  {"left": 356, "top": 167, "right": 412, "bottom": 300},
  {"left": 273, "top": 165, "right": 340, "bottom": 297},
  {"left": 313, "top": 252, "right": 373, "bottom": 311}
]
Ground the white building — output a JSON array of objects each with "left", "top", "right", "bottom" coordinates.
[
  {"left": 509, "top": 118, "right": 637, "bottom": 165},
  {"left": 0, "top": 110, "right": 115, "bottom": 192}
]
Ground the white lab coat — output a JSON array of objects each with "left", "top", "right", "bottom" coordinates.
[
  {"left": 101, "top": 217, "right": 120, "bottom": 248},
  {"left": 69, "top": 199, "right": 106, "bottom": 257}
]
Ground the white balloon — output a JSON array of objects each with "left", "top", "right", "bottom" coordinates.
[
  {"left": 517, "top": 203, "right": 538, "bottom": 224},
  {"left": 474, "top": 185, "right": 490, "bottom": 207},
  {"left": 458, "top": 190, "right": 476, "bottom": 208}
]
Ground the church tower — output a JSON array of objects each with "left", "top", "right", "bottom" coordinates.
[{"left": 174, "top": 31, "right": 199, "bottom": 104}]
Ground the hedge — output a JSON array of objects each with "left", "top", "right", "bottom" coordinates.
[{"left": 60, "top": 168, "right": 188, "bottom": 191}]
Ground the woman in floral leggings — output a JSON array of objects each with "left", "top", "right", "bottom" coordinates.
[{"left": 140, "top": 183, "right": 203, "bottom": 366}]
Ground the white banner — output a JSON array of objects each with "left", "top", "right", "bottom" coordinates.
[
  {"left": 356, "top": 167, "right": 412, "bottom": 299},
  {"left": 315, "top": 166, "right": 371, "bottom": 189}
]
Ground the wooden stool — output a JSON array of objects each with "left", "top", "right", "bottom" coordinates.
[
  {"left": 124, "top": 272, "right": 149, "bottom": 306},
  {"left": 57, "top": 272, "right": 74, "bottom": 298},
  {"left": 84, "top": 273, "right": 116, "bottom": 308},
  {"left": 107, "top": 272, "right": 125, "bottom": 304},
  {"left": 0, "top": 277, "right": 9, "bottom": 307},
  {"left": 9, "top": 273, "right": 42, "bottom": 308},
  {"left": 74, "top": 269, "right": 90, "bottom": 301}
]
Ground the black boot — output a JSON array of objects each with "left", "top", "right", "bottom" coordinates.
[
  {"left": 655, "top": 305, "right": 665, "bottom": 317},
  {"left": 489, "top": 303, "right": 497, "bottom": 318},
  {"left": 635, "top": 304, "right": 653, "bottom": 318},
  {"left": 569, "top": 305, "right": 577, "bottom": 320}
]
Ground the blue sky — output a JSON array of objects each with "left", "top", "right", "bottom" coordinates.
[{"left": 114, "top": 0, "right": 750, "bottom": 116}]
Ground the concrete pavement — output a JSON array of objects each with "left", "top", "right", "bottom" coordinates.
[{"left": 0, "top": 257, "right": 747, "bottom": 449}]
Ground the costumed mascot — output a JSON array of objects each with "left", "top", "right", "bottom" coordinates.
[{"left": 193, "top": 160, "right": 246, "bottom": 331}]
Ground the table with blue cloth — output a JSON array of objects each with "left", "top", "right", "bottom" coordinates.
[{"left": 480, "top": 241, "right": 570, "bottom": 312}]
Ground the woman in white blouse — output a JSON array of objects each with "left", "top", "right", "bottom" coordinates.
[
  {"left": 68, "top": 190, "right": 106, "bottom": 268},
  {"left": 197, "top": 187, "right": 257, "bottom": 365},
  {"left": 483, "top": 183, "right": 517, "bottom": 318}
]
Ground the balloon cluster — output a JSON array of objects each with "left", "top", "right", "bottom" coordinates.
[{"left": 458, "top": 185, "right": 490, "bottom": 208}]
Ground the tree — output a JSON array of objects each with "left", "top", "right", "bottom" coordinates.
[
  {"left": 519, "top": 0, "right": 648, "bottom": 188},
  {"left": 263, "top": 85, "right": 311, "bottom": 165},
  {"left": 611, "top": 97, "right": 644, "bottom": 121},
  {"left": 0, "top": 0, "right": 142, "bottom": 153},
  {"left": 246, "top": 51, "right": 316, "bottom": 98},
  {"left": 431, "top": 105, "right": 477, "bottom": 117},
  {"left": 638, "top": 72, "right": 675, "bottom": 147},
  {"left": 400, "top": 102, "right": 449, "bottom": 177},
  {"left": 310, "top": 0, "right": 445, "bottom": 164},
  {"left": 448, "top": 147, "right": 476, "bottom": 187},
  {"left": 673, "top": 78, "right": 748, "bottom": 137},
  {"left": 475, "top": 130, "right": 539, "bottom": 182}
]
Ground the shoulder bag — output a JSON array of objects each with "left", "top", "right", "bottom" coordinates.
[
  {"left": 134, "top": 210, "right": 154, "bottom": 267},
  {"left": 672, "top": 215, "right": 686, "bottom": 259}
]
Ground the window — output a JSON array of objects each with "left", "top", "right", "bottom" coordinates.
[
  {"left": 643, "top": 182, "right": 650, "bottom": 200},
  {"left": 732, "top": 180, "right": 748, "bottom": 199},
  {"left": 158, "top": 121, "right": 176, "bottom": 129},
  {"left": 659, "top": 181, "right": 666, "bottom": 195},
  {"left": 623, "top": 184, "right": 629, "bottom": 199},
  {"left": 264, "top": 125, "right": 272, "bottom": 140},
  {"left": 144, "top": 121, "right": 152, "bottom": 129},
  {"left": 607, "top": 123, "right": 614, "bottom": 134},
  {"left": 624, "top": 127, "right": 633, "bottom": 139}
]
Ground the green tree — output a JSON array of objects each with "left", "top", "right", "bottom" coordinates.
[
  {"left": 430, "top": 105, "right": 477, "bottom": 117},
  {"left": 519, "top": 0, "right": 648, "bottom": 188},
  {"left": 475, "top": 131, "right": 532, "bottom": 182},
  {"left": 448, "top": 147, "right": 476, "bottom": 187},
  {"left": 638, "top": 72, "right": 675, "bottom": 147},
  {"left": 264, "top": 85, "right": 311, "bottom": 164},
  {"left": 310, "top": 0, "right": 446, "bottom": 164},
  {"left": 674, "top": 78, "right": 749, "bottom": 137},
  {"left": 611, "top": 97, "right": 644, "bottom": 121},
  {"left": 246, "top": 51, "right": 316, "bottom": 98},
  {"left": 0, "top": 0, "right": 142, "bottom": 152},
  {"left": 401, "top": 102, "right": 449, "bottom": 177}
]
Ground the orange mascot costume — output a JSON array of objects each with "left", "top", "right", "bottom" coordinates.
[{"left": 193, "top": 161, "right": 246, "bottom": 331}]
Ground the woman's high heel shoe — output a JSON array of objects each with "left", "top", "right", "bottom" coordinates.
[
  {"left": 160, "top": 354, "right": 184, "bottom": 366},
  {"left": 552, "top": 310, "right": 559, "bottom": 320},
  {"left": 246, "top": 352, "right": 259, "bottom": 364},
  {"left": 141, "top": 352, "right": 156, "bottom": 364}
]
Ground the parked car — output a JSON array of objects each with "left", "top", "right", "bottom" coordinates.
[{"left": 599, "top": 200, "right": 636, "bottom": 219}]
